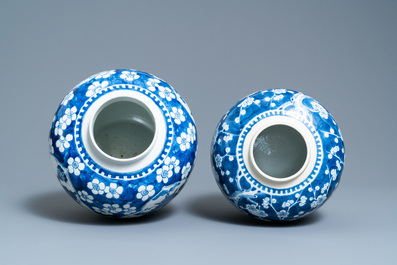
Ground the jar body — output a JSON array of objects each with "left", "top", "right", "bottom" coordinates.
[
  {"left": 211, "top": 89, "right": 344, "bottom": 221},
  {"left": 49, "top": 70, "right": 197, "bottom": 217}
]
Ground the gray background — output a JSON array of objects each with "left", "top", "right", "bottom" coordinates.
[{"left": 1, "top": 0, "right": 396, "bottom": 264}]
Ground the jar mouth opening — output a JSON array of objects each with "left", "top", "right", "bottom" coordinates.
[
  {"left": 81, "top": 89, "right": 167, "bottom": 173},
  {"left": 92, "top": 99, "right": 156, "bottom": 161},
  {"left": 252, "top": 124, "right": 308, "bottom": 179},
  {"left": 243, "top": 116, "right": 317, "bottom": 189}
]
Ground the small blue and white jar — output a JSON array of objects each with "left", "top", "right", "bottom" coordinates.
[
  {"left": 49, "top": 69, "right": 197, "bottom": 217},
  {"left": 211, "top": 89, "right": 344, "bottom": 221}
]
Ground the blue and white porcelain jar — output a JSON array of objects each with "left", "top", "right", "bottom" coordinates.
[
  {"left": 211, "top": 89, "right": 344, "bottom": 221},
  {"left": 49, "top": 70, "right": 197, "bottom": 217}
]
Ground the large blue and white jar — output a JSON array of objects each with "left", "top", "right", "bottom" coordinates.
[
  {"left": 211, "top": 89, "right": 344, "bottom": 221},
  {"left": 49, "top": 69, "right": 197, "bottom": 217}
]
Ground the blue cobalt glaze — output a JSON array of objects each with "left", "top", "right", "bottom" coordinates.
[
  {"left": 49, "top": 70, "right": 197, "bottom": 217},
  {"left": 211, "top": 89, "right": 344, "bottom": 221}
]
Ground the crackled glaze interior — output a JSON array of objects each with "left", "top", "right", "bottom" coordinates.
[
  {"left": 252, "top": 125, "right": 307, "bottom": 179},
  {"left": 93, "top": 100, "right": 155, "bottom": 159}
]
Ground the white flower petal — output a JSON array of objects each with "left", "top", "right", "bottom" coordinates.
[{"left": 116, "top": 187, "right": 123, "bottom": 194}]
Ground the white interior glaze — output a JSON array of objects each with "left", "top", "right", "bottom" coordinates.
[
  {"left": 81, "top": 90, "right": 166, "bottom": 173},
  {"left": 243, "top": 116, "right": 317, "bottom": 189}
]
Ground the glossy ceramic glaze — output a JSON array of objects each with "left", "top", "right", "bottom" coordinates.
[
  {"left": 49, "top": 70, "right": 197, "bottom": 217},
  {"left": 211, "top": 89, "right": 344, "bottom": 221}
]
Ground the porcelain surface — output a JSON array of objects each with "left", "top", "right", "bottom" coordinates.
[
  {"left": 211, "top": 89, "right": 344, "bottom": 221},
  {"left": 49, "top": 69, "right": 197, "bottom": 217}
]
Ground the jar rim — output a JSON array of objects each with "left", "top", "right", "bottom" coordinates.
[
  {"left": 243, "top": 115, "right": 318, "bottom": 189},
  {"left": 81, "top": 89, "right": 167, "bottom": 173}
]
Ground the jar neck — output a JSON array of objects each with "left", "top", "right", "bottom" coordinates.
[
  {"left": 81, "top": 90, "right": 167, "bottom": 173},
  {"left": 243, "top": 116, "right": 317, "bottom": 189}
]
